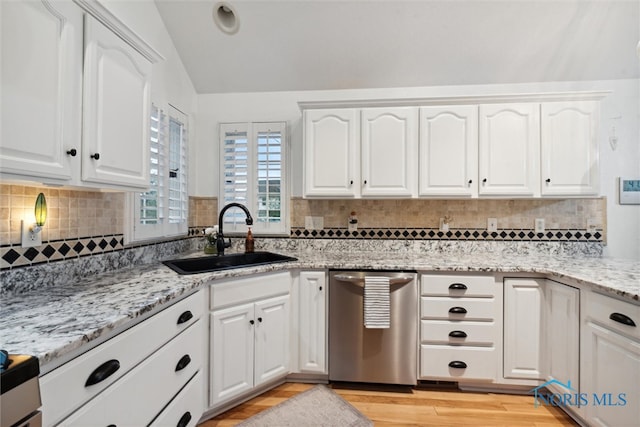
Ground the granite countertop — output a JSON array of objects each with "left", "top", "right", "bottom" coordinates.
[{"left": 1, "top": 249, "right": 638, "bottom": 373}]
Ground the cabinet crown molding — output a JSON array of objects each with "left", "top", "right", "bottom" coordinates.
[
  {"left": 74, "top": 0, "right": 165, "bottom": 63},
  {"left": 298, "top": 91, "right": 610, "bottom": 110}
]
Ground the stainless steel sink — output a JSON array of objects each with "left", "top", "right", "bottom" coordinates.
[{"left": 162, "top": 251, "right": 297, "bottom": 275}]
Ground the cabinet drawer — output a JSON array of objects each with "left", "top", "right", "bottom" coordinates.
[
  {"left": 585, "top": 290, "right": 640, "bottom": 340},
  {"left": 421, "top": 320, "right": 496, "bottom": 345},
  {"left": 421, "top": 274, "right": 495, "bottom": 297},
  {"left": 150, "top": 371, "right": 203, "bottom": 427},
  {"left": 420, "top": 345, "right": 497, "bottom": 381},
  {"left": 421, "top": 297, "right": 497, "bottom": 321},
  {"left": 62, "top": 320, "right": 204, "bottom": 426},
  {"left": 41, "top": 290, "right": 204, "bottom": 426},
  {"left": 211, "top": 271, "right": 290, "bottom": 309}
]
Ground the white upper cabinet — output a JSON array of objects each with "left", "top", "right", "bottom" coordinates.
[
  {"left": 361, "top": 107, "right": 418, "bottom": 197},
  {"left": 303, "top": 109, "right": 359, "bottom": 197},
  {"left": 0, "top": 0, "right": 83, "bottom": 181},
  {"left": 479, "top": 103, "right": 541, "bottom": 197},
  {"left": 303, "top": 107, "right": 417, "bottom": 198},
  {"left": 0, "top": 0, "right": 159, "bottom": 190},
  {"left": 541, "top": 101, "right": 599, "bottom": 196},
  {"left": 419, "top": 106, "right": 478, "bottom": 197},
  {"left": 81, "top": 14, "right": 151, "bottom": 189}
]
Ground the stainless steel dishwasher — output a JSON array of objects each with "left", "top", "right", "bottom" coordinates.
[{"left": 329, "top": 270, "right": 418, "bottom": 385}]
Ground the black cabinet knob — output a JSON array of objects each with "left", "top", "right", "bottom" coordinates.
[
  {"left": 545, "top": 178, "right": 551, "bottom": 183},
  {"left": 364, "top": 180, "right": 367, "bottom": 185},
  {"left": 448, "top": 360, "right": 467, "bottom": 369},
  {"left": 319, "top": 286, "right": 323, "bottom": 291},
  {"left": 177, "top": 311, "right": 193, "bottom": 325},
  {"left": 468, "top": 179, "right": 472, "bottom": 184},
  {"left": 249, "top": 319, "right": 255, "bottom": 325},
  {"left": 66, "top": 148, "right": 77, "bottom": 157},
  {"left": 449, "top": 306, "right": 468, "bottom": 314},
  {"left": 610, "top": 312, "right": 636, "bottom": 327},
  {"left": 175, "top": 354, "right": 191, "bottom": 372},
  {"left": 482, "top": 178, "right": 487, "bottom": 183},
  {"left": 85, "top": 359, "right": 120, "bottom": 387},
  {"left": 350, "top": 180, "right": 353, "bottom": 185},
  {"left": 257, "top": 317, "right": 263, "bottom": 323},
  {"left": 177, "top": 412, "right": 192, "bottom": 427},
  {"left": 90, "top": 153, "right": 100, "bottom": 160}
]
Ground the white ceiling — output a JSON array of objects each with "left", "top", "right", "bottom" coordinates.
[{"left": 154, "top": 0, "right": 640, "bottom": 94}]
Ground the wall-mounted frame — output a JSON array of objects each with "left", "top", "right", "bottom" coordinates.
[{"left": 619, "top": 177, "right": 640, "bottom": 205}]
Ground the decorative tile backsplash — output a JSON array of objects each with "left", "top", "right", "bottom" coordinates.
[{"left": 1, "top": 183, "right": 606, "bottom": 271}]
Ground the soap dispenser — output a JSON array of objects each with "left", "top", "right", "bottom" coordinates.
[{"left": 245, "top": 227, "right": 255, "bottom": 253}]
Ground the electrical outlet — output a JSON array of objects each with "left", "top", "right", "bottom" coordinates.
[
  {"left": 535, "top": 218, "right": 545, "bottom": 233},
  {"left": 487, "top": 218, "right": 498, "bottom": 232},
  {"left": 587, "top": 218, "right": 599, "bottom": 233},
  {"left": 439, "top": 218, "right": 449, "bottom": 232}
]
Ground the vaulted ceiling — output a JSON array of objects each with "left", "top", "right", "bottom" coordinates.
[{"left": 154, "top": 0, "right": 640, "bottom": 94}]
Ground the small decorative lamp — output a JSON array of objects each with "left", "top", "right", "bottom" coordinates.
[{"left": 21, "top": 192, "right": 47, "bottom": 247}]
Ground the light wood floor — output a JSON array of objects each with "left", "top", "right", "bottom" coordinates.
[{"left": 199, "top": 382, "right": 578, "bottom": 426}]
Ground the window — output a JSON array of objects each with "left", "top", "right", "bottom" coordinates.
[
  {"left": 126, "top": 104, "right": 188, "bottom": 243},
  {"left": 220, "top": 122, "right": 288, "bottom": 235}
]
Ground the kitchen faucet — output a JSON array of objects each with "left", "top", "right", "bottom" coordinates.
[{"left": 216, "top": 202, "right": 253, "bottom": 255}]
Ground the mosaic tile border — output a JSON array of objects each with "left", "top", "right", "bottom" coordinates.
[
  {"left": 290, "top": 227, "right": 603, "bottom": 242},
  {"left": 1, "top": 235, "right": 125, "bottom": 270}
]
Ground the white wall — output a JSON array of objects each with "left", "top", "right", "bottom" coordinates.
[{"left": 195, "top": 79, "right": 640, "bottom": 260}]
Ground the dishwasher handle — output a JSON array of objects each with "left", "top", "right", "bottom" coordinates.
[{"left": 333, "top": 274, "right": 414, "bottom": 286}]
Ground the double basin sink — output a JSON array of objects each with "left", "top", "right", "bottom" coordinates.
[{"left": 163, "top": 251, "right": 297, "bottom": 275}]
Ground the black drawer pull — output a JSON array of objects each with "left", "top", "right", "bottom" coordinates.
[
  {"left": 449, "top": 306, "right": 467, "bottom": 314},
  {"left": 449, "top": 330, "right": 468, "bottom": 338},
  {"left": 85, "top": 359, "right": 120, "bottom": 387},
  {"left": 177, "top": 310, "right": 193, "bottom": 325},
  {"left": 449, "top": 283, "right": 467, "bottom": 290},
  {"left": 177, "top": 411, "right": 192, "bottom": 427},
  {"left": 448, "top": 361, "right": 467, "bottom": 369},
  {"left": 175, "top": 354, "right": 191, "bottom": 372},
  {"left": 610, "top": 312, "right": 636, "bottom": 327}
]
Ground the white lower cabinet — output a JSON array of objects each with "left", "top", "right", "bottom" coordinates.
[
  {"left": 503, "top": 278, "right": 580, "bottom": 388},
  {"left": 40, "top": 291, "right": 205, "bottom": 426},
  {"left": 297, "top": 271, "right": 327, "bottom": 374},
  {"left": 419, "top": 273, "right": 501, "bottom": 382},
  {"left": 62, "top": 320, "right": 203, "bottom": 426},
  {"left": 544, "top": 280, "right": 579, "bottom": 394},
  {"left": 209, "top": 272, "right": 291, "bottom": 408},
  {"left": 503, "top": 278, "right": 544, "bottom": 380},
  {"left": 581, "top": 290, "right": 640, "bottom": 426}
]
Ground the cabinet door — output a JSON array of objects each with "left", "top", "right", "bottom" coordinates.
[
  {"left": 254, "top": 295, "right": 290, "bottom": 386},
  {"left": 479, "top": 103, "right": 540, "bottom": 197},
  {"left": 504, "top": 278, "right": 544, "bottom": 380},
  {"left": 303, "top": 109, "right": 359, "bottom": 197},
  {"left": 361, "top": 107, "right": 418, "bottom": 197},
  {"left": 582, "top": 322, "right": 640, "bottom": 426},
  {"left": 0, "top": 0, "right": 82, "bottom": 181},
  {"left": 541, "top": 101, "right": 599, "bottom": 196},
  {"left": 544, "top": 280, "right": 579, "bottom": 394},
  {"left": 81, "top": 14, "right": 151, "bottom": 189},
  {"left": 210, "top": 304, "right": 254, "bottom": 406},
  {"left": 298, "top": 271, "right": 327, "bottom": 374},
  {"left": 419, "top": 106, "right": 478, "bottom": 197}
]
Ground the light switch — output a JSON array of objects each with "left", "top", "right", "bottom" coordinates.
[{"left": 535, "top": 218, "right": 545, "bottom": 233}]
